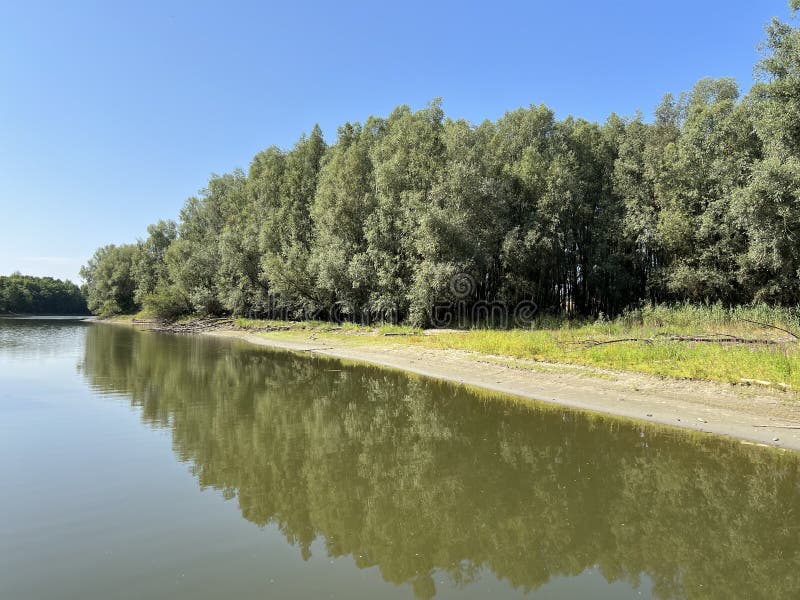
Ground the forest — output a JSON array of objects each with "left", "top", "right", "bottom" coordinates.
[
  {"left": 81, "top": 4, "right": 800, "bottom": 325},
  {"left": 0, "top": 273, "right": 87, "bottom": 315}
]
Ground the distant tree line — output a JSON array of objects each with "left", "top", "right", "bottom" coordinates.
[
  {"left": 0, "top": 273, "right": 87, "bottom": 315},
  {"left": 82, "top": 5, "right": 800, "bottom": 324}
]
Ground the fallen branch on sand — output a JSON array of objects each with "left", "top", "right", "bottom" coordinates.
[
  {"left": 576, "top": 318, "right": 800, "bottom": 348},
  {"left": 577, "top": 334, "right": 791, "bottom": 347},
  {"left": 739, "top": 318, "right": 800, "bottom": 340},
  {"left": 146, "top": 318, "right": 234, "bottom": 334}
]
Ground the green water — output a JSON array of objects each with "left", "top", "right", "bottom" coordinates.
[{"left": 1, "top": 318, "right": 799, "bottom": 599}]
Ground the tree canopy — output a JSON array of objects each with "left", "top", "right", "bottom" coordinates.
[
  {"left": 81, "top": 4, "right": 800, "bottom": 324},
  {"left": 0, "top": 273, "right": 87, "bottom": 315}
]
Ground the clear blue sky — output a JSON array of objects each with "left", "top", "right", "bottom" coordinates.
[{"left": 0, "top": 0, "right": 791, "bottom": 282}]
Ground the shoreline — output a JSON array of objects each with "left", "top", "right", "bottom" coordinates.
[{"left": 201, "top": 328, "right": 800, "bottom": 452}]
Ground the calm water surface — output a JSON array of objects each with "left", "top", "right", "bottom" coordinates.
[{"left": 1, "top": 318, "right": 799, "bottom": 599}]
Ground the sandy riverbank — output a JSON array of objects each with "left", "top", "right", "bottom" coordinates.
[{"left": 203, "top": 328, "right": 800, "bottom": 451}]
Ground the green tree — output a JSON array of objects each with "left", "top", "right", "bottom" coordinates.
[
  {"left": 167, "top": 171, "right": 249, "bottom": 315},
  {"left": 0, "top": 273, "right": 87, "bottom": 314},
  {"left": 78, "top": 1, "right": 800, "bottom": 322},
  {"left": 612, "top": 99, "right": 680, "bottom": 303},
  {"left": 310, "top": 120, "right": 380, "bottom": 318},
  {"left": 657, "top": 79, "right": 757, "bottom": 302},
  {"left": 367, "top": 100, "right": 446, "bottom": 323},
  {"left": 132, "top": 219, "right": 177, "bottom": 305},
  {"left": 260, "top": 126, "right": 327, "bottom": 316},
  {"left": 736, "top": 11, "right": 800, "bottom": 302},
  {"left": 80, "top": 244, "right": 140, "bottom": 315}
]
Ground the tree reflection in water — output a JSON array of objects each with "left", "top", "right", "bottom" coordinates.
[{"left": 81, "top": 324, "right": 800, "bottom": 599}]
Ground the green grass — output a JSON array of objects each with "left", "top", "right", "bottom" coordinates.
[
  {"left": 412, "top": 305, "right": 800, "bottom": 389},
  {"left": 102, "top": 309, "right": 157, "bottom": 322},
  {"left": 102, "top": 313, "right": 139, "bottom": 323},
  {"left": 233, "top": 317, "right": 420, "bottom": 336},
  {"left": 231, "top": 304, "right": 800, "bottom": 391},
  {"left": 413, "top": 329, "right": 797, "bottom": 389}
]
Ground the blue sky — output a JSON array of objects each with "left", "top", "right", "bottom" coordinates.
[{"left": 0, "top": 0, "right": 791, "bottom": 282}]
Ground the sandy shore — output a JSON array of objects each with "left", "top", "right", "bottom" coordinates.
[{"left": 205, "top": 328, "right": 800, "bottom": 451}]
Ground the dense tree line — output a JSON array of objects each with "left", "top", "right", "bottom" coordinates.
[
  {"left": 0, "top": 273, "right": 87, "bottom": 315},
  {"left": 82, "top": 5, "right": 800, "bottom": 323},
  {"left": 82, "top": 325, "right": 800, "bottom": 599}
]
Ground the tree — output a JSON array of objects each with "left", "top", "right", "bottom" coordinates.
[
  {"left": 77, "top": 1, "right": 800, "bottom": 321},
  {"left": 167, "top": 171, "right": 249, "bottom": 316},
  {"left": 367, "top": 99, "right": 446, "bottom": 323},
  {"left": 310, "top": 120, "right": 380, "bottom": 318},
  {"left": 132, "top": 219, "right": 177, "bottom": 305},
  {"left": 0, "top": 274, "right": 87, "bottom": 314},
  {"left": 656, "top": 79, "right": 757, "bottom": 303},
  {"left": 260, "top": 125, "right": 327, "bottom": 316},
  {"left": 80, "top": 244, "right": 140, "bottom": 315},
  {"left": 736, "top": 11, "right": 800, "bottom": 302}
]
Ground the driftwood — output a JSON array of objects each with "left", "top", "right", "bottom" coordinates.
[
  {"left": 578, "top": 334, "right": 790, "bottom": 347},
  {"left": 147, "top": 318, "right": 234, "bottom": 334},
  {"left": 241, "top": 324, "right": 293, "bottom": 333},
  {"left": 753, "top": 424, "right": 800, "bottom": 429},
  {"left": 577, "top": 317, "right": 800, "bottom": 348},
  {"left": 739, "top": 318, "right": 800, "bottom": 340},
  {"left": 143, "top": 318, "right": 305, "bottom": 335}
]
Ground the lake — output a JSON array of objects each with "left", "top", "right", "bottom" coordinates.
[{"left": 1, "top": 318, "right": 799, "bottom": 599}]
